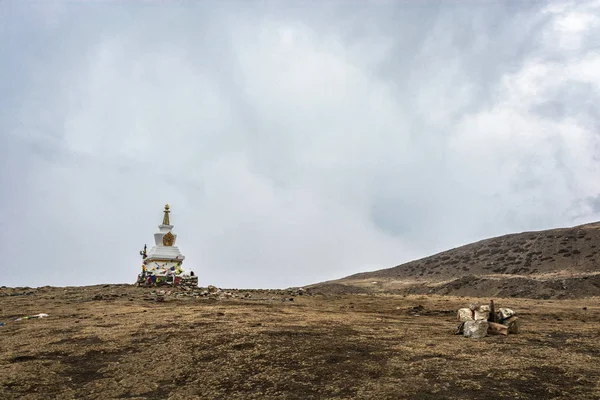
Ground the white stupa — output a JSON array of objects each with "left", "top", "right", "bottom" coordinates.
[{"left": 137, "top": 204, "right": 197, "bottom": 287}]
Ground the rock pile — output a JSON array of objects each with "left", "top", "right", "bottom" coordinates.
[
  {"left": 143, "top": 286, "right": 309, "bottom": 302},
  {"left": 456, "top": 301, "right": 519, "bottom": 338}
]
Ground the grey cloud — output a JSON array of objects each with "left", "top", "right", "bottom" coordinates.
[
  {"left": 588, "top": 195, "right": 600, "bottom": 213},
  {"left": 1, "top": 0, "right": 600, "bottom": 288}
]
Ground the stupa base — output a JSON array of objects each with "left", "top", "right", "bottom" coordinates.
[{"left": 136, "top": 273, "right": 198, "bottom": 288}]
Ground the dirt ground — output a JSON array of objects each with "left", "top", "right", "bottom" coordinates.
[{"left": 1, "top": 285, "right": 599, "bottom": 399}]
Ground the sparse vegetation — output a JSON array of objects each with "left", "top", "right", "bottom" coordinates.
[
  {"left": 321, "top": 221, "right": 600, "bottom": 298},
  {"left": 1, "top": 286, "right": 599, "bottom": 399}
]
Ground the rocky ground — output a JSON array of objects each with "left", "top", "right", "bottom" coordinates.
[{"left": 1, "top": 284, "right": 599, "bottom": 399}]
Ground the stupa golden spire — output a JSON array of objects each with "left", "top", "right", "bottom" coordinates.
[{"left": 162, "top": 204, "right": 171, "bottom": 225}]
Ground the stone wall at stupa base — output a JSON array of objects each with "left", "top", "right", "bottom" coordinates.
[{"left": 136, "top": 273, "right": 198, "bottom": 288}]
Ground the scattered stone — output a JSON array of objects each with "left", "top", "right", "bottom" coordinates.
[
  {"left": 474, "top": 305, "right": 490, "bottom": 321},
  {"left": 457, "top": 308, "right": 473, "bottom": 322},
  {"left": 488, "top": 322, "right": 508, "bottom": 336},
  {"left": 503, "top": 316, "right": 519, "bottom": 334},
  {"left": 497, "top": 308, "right": 515, "bottom": 320},
  {"left": 463, "top": 320, "right": 489, "bottom": 338},
  {"left": 408, "top": 305, "right": 425, "bottom": 315}
]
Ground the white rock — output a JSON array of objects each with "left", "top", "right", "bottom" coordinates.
[
  {"left": 457, "top": 308, "right": 473, "bottom": 322},
  {"left": 463, "top": 320, "right": 489, "bottom": 338},
  {"left": 498, "top": 308, "right": 515, "bottom": 320},
  {"left": 473, "top": 305, "right": 490, "bottom": 321}
]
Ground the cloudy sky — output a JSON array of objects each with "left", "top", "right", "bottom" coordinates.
[{"left": 1, "top": 0, "right": 600, "bottom": 289}]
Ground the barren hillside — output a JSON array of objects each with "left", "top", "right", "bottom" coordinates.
[{"left": 309, "top": 222, "right": 600, "bottom": 299}]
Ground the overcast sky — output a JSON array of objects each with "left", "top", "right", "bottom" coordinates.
[{"left": 1, "top": 0, "right": 600, "bottom": 289}]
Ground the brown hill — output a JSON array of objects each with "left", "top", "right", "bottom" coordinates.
[{"left": 309, "top": 222, "right": 600, "bottom": 299}]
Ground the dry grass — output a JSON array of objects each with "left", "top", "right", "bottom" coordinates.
[{"left": 1, "top": 285, "right": 599, "bottom": 399}]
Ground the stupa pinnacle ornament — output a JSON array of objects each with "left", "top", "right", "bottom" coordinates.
[
  {"left": 136, "top": 204, "right": 198, "bottom": 287},
  {"left": 162, "top": 204, "right": 170, "bottom": 225}
]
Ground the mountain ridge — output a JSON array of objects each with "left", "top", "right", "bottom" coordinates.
[{"left": 308, "top": 221, "right": 600, "bottom": 299}]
